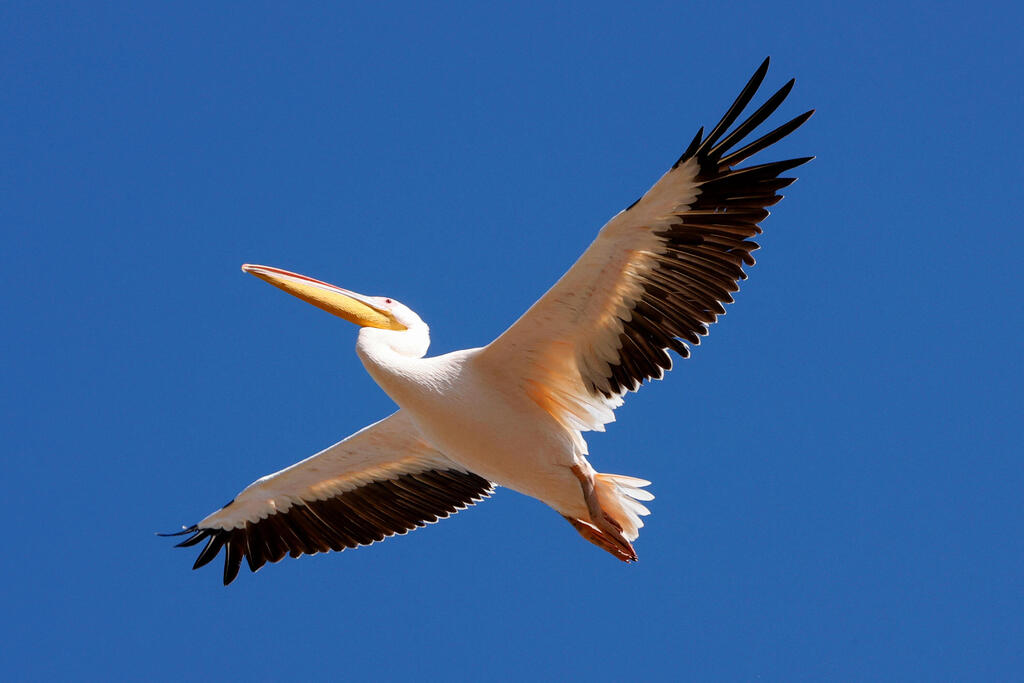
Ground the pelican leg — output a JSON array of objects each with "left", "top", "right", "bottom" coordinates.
[
  {"left": 567, "top": 464, "right": 637, "bottom": 562},
  {"left": 562, "top": 516, "right": 637, "bottom": 562}
]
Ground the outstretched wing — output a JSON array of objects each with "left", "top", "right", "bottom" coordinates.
[
  {"left": 478, "top": 58, "right": 812, "bottom": 433},
  {"left": 161, "top": 410, "right": 492, "bottom": 585}
]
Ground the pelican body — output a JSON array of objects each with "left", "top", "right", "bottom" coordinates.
[{"left": 163, "top": 58, "right": 813, "bottom": 584}]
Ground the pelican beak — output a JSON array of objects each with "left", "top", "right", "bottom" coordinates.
[{"left": 241, "top": 264, "right": 406, "bottom": 331}]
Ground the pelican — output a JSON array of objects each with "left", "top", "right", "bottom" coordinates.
[{"left": 162, "top": 58, "right": 813, "bottom": 584}]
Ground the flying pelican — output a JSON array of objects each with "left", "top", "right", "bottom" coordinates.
[{"left": 162, "top": 58, "right": 813, "bottom": 584}]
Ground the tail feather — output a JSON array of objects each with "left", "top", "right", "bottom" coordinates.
[{"left": 594, "top": 473, "right": 654, "bottom": 542}]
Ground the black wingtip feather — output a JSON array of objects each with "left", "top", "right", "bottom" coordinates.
[
  {"left": 674, "top": 126, "right": 704, "bottom": 168},
  {"left": 718, "top": 110, "right": 815, "bottom": 168},
  {"left": 696, "top": 58, "right": 771, "bottom": 157},
  {"left": 192, "top": 534, "right": 225, "bottom": 570},
  {"left": 174, "top": 530, "right": 212, "bottom": 548},
  {"left": 223, "top": 538, "right": 243, "bottom": 585},
  {"left": 709, "top": 78, "right": 795, "bottom": 163}
]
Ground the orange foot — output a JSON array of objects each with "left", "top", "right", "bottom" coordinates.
[{"left": 563, "top": 515, "right": 637, "bottom": 562}]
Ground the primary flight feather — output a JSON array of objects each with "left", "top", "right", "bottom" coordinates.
[{"left": 162, "top": 58, "right": 813, "bottom": 584}]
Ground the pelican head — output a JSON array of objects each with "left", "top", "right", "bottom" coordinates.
[{"left": 241, "top": 264, "right": 423, "bottom": 332}]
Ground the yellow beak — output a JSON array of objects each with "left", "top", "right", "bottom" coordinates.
[{"left": 241, "top": 264, "right": 406, "bottom": 331}]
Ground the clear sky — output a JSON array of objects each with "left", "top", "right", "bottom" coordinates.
[{"left": 3, "top": 2, "right": 1022, "bottom": 680}]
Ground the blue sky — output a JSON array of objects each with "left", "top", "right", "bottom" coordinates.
[{"left": 3, "top": 2, "right": 1022, "bottom": 680}]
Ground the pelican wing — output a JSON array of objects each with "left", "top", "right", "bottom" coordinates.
[
  {"left": 162, "top": 410, "right": 492, "bottom": 584},
  {"left": 479, "top": 59, "right": 812, "bottom": 433}
]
